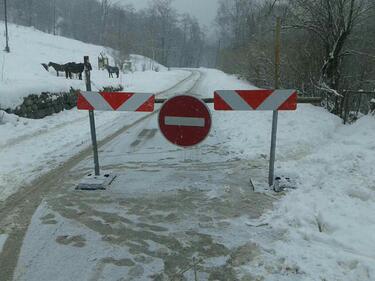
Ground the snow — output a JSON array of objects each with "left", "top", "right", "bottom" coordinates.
[
  {"left": 14, "top": 202, "right": 135, "bottom": 281},
  {"left": 130, "top": 54, "right": 167, "bottom": 72},
  {"left": 10, "top": 67, "right": 375, "bottom": 280},
  {"left": 200, "top": 69, "right": 375, "bottom": 280},
  {"left": 0, "top": 22, "right": 174, "bottom": 109},
  {"left": 198, "top": 68, "right": 256, "bottom": 94},
  {"left": 249, "top": 115, "right": 375, "bottom": 281}
]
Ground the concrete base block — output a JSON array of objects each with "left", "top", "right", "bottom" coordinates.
[
  {"left": 76, "top": 173, "right": 117, "bottom": 191},
  {"left": 249, "top": 177, "right": 271, "bottom": 193}
]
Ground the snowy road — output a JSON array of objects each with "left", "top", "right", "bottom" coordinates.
[
  {"left": 0, "top": 69, "right": 276, "bottom": 281},
  {"left": 0, "top": 69, "right": 199, "bottom": 279},
  {"left": 3, "top": 68, "right": 372, "bottom": 281}
]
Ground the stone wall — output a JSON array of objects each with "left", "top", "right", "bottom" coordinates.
[
  {"left": 5, "top": 89, "right": 78, "bottom": 119},
  {"left": 3, "top": 85, "right": 123, "bottom": 119}
]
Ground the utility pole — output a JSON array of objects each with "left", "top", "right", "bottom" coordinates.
[
  {"left": 215, "top": 39, "right": 221, "bottom": 68},
  {"left": 161, "top": 37, "right": 166, "bottom": 66},
  {"left": 53, "top": 0, "right": 56, "bottom": 35},
  {"left": 4, "top": 0, "right": 10, "bottom": 52}
]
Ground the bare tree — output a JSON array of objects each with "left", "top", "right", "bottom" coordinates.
[
  {"left": 215, "top": 0, "right": 375, "bottom": 117},
  {"left": 2, "top": 0, "right": 208, "bottom": 68},
  {"left": 147, "top": 0, "right": 177, "bottom": 65},
  {"left": 287, "top": 0, "right": 374, "bottom": 91},
  {"left": 100, "top": 0, "right": 111, "bottom": 44}
]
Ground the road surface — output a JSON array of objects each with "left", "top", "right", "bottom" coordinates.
[{"left": 0, "top": 69, "right": 275, "bottom": 281}]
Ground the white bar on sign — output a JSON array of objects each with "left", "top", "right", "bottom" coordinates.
[
  {"left": 216, "top": 90, "right": 253, "bottom": 110},
  {"left": 165, "top": 116, "right": 205, "bottom": 127},
  {"left": 117, "top": 93, "right": 153, "bottom": 111},
  {"left": 257, "top": 90, "right": 295, "bottom": 110},
  {"left": 81, "top": 91, "right": 113, "bottom": 111}
]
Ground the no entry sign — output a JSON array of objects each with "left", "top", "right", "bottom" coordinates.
[{"left": 158, "top": 95, "right": 212, "bottom": 147}]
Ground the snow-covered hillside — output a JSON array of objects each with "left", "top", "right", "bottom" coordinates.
[
  {"left": 0, "top": 22, "right": 166, "bottom": 109},
  {"left": 0, "top": 23, "right": 191, "bottom": 201}
]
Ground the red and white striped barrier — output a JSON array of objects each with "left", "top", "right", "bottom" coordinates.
[
  {"left": 214, "top": 89, "right": 297, "bottom": 111},
  {"left": 77, "top": 91, "right": 155, "bottom": 112}
]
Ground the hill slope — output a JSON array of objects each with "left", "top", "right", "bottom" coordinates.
[{"left": 0, "top": 22, "right": 166, "bottom": 109}]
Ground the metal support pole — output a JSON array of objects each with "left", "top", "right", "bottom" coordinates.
[
  {"left": 84, "top": 56, "right": 100, "bottom": 176},
  {"left": 89, "top": 110, "right": 100, "bottom": 176},
  {"left": 269, "top": 17, "right": 281, "bottom": 187},
  {"left": 4, "top": 0, "right": 10, "bottom": 52},
  {"left": 269, "top": 111, "right": 279, "bottom": 186}
]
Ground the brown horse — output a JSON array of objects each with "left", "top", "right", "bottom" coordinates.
[{"left": 106, "top": 65, "right": 120, "bottom": 78}]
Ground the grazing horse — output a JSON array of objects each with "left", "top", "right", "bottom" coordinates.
[
  {"left": 48, "top": 62, "right": 65, "bottom": 76},
  {"left": 65, "top": 62, "right": 84, "bottom": 80},
  {"left": 106, "top": 65, "right": 120, "bottom": 78}
]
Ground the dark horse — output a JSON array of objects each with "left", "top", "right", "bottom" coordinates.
[
  {"left": 41, "top": 63, "right": 49, "bottom": 71},
  {"left": 106, "top": 65, "right": 119, "bottom": 78},
  {"left": 65, "top": 62, "right": 85, "bottom": 80},
  {"left": 48, "top": 62, "right": 65, "bottom": 76}
]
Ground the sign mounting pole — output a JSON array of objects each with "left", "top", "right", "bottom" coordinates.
[
  {"left": 84, "top": 56, "right": 100, "bottom": 176},
  {"left": 269, "top": 17, "right": 281, "bottom": 187}
]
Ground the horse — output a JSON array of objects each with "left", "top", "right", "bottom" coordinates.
[
  {"left": 106, "top": 65, "right": 119, "bottom": 78},
  {"left": 65, "top": 62, "right": 84, "bottom": 80},
  {"left": 41, "top": 63, "right": 49, "bottom": 71},
  {"left": 48, "top": 62, "right": 65, "bottom": 76}
]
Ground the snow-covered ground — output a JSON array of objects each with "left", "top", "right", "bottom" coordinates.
[
  {"left": 6, "top": 67, "right": 374, "bottom": 280},
  {"left": 0, "top": 22, "right": 167, "bottom": 109},
  {"left": 250, "top": 116, "right": 375, "bottom": 281},
  {"left": 201, "top": 70, "right": 375, "bottom": 280}
]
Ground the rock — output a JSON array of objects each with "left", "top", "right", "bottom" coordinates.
[
  {"left": 25, "top": 98, "right": 33, "bottom": 106},
  {"left": 11, "top": 91, "right": 79, "bottom": 119},
  {"left": 46, "top": 107, "right": 54, "bottom": 115},
  {"left": 35, "top": 110, "right": 43, "bottom": 119},
  {"left": 27, "top": 111, "right": 35, "bottom": 119},
  {"left": 53, "top": 104, "right": 60, "bottom": 113}
]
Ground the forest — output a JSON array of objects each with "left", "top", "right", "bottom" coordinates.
[
  {"left": 215, "top": 0, "right": 375, "bottom": 119},
  {"left": 0, "top": 0, "right": 207, "bottom": 68}
]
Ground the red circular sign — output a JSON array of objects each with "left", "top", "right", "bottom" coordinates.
[{"left": 158, "top": 95, "right": 212, "bottom": 147}]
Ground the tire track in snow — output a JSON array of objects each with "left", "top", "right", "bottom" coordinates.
[{"left": 0, "top": 70, "right": 202, "bottom": 281}]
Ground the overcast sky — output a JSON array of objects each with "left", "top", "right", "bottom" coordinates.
[{"left": 119, "top": 0, "right": 219, "bottom": 30}]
